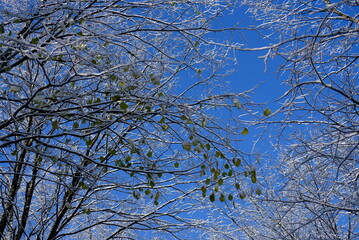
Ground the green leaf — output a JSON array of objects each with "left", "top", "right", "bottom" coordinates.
[
  {"left": 205, "top": 143, "right": 211, "bottom": 150},
  {"left": 150, "top": 75, "right": 160, "bottom": 85},
  {"left": 233, "top": 100, "right": 242, "bottom": 109},
  {"left": 174, "top": 162, "right": 179, "bottom": 168},
  {"left": 162, "top": 124, "right": 169, "bottom": 131},
  {"left": 159, "top": 116, "right": 165, "bottom": 123},
  {"left": 239, "top": 192, "right": 246, "bottom": 199},
  {"left": 182, "top": 141, "right": 191, "bottom": 151},
  {"left": 197, "top": 69, "right": 202, "bottom": 74},
  {"left": 130, "top": 148, "right": 138, "bottom": 154},
  {"left": 0, "top": 25, "right": 4, "bottom": 34},
  {"left": 215, "top": 151, "right": 221, "bottom": 158},
  {"left": 201, "top": 186, "right": 207, "bottom": 197},
  {"left": 79, "top": 181, "right": 89, "bottom": 190},
  {"left": 241, "top": 128, "right": 249, "bottom": 136},
  {"left": 86, "top": 139, "right": 93, "bottom": 146},
  {"left": 51, "top": 155, "right": 58, "bottom": 162},
  {"left": 132, "top": 191, "right": 140, "bottom": 199},
  {"left": 31, "top": 38, "right": 39, "bottom": 44},
  {"left": 73, "top": 122, "right": 79, "bottom": 129},
  {"left": 145, "top": 189, "right": 151, "bottom": 195},
  {"left": 264, "top": 108, "right": 271, "bottom": 116},
  {"left": 219, "top": 194, "right": 225, "bottom": 202},
  {"left": 202, "top": 190, "right": 207, "bottom": 197},
  {"left": 228, "top": 194, "right": 233, "bottom": 201},
  {"left": 111, "top": 95, "right": 121, "bottom": 101},
  {"left": 180, "top": 115, "right": 187, "bottom": 121},
  {"left": 51, "top": 120, "right": 59, "bottom": 130},
  {"left": 235, "top": 183, "right": 240, "bottom": 189},
  {"left": 115, "top": 160, "right": 122, "bottom": 167},
  {"left": 110, "top": 75, "right": 117, "bottom": 81},
  {"left": 201, "top": 118, "right": 206, "bottom": 127},
  {"left": 120, "top": 102, "right": 128, "bottom": 110},
  {"left": 109, "top": 148, "right": 116, "bottom": 155},
  {"left": 146, "top": 151, "right": 153, "bottom": 158},
  {"left": 83, "top": 208, "right": 91, "bottom": 215},
  {"left": 145, "top": 104, "right": 152, "bottom": 112},
  {"left": 209, "top": 193, "right": 215, "bottom": 202},
  {"left": 251, "top": 175, "right": 257, "bottom": 183},
  {"left": 232, "top": 158, "right": 241, "bottom": 167},
  {"left": 54, "top": 54, "right": 64, "bottom": 63},
  {"left": 217, "top": 178, "right": 223, "bottom": 186},
  {"left": 255, "top": 187, "right": 262, "bottom": 195}
]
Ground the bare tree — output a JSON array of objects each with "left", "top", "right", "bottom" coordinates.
[
  {"left": 0, "top": 1, "right": 258, "bottom": 239},
  {"left": 219, "top": 0, "right": 359, "bottom": 239},
  {"left": 222, "top": 129, "right": 359, "bottom": 239}
]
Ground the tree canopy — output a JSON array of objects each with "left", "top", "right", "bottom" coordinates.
[
  {"left": 1, "top": 0, "right": 358, "bottom": 239},
  {"left": 0, "top": 1, "right": 258, "bottom": 239},
  {"left": 224, "top": 0, "right": 359, "bottom": 239}
]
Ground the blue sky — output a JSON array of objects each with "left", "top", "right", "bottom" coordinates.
[{"left": 214, "top": 7, "right": 289, "bottom": 156}]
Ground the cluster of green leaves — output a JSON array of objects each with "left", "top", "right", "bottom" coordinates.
[{"left": 200, "top": 157, "right": 246, "bottom": 203}]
